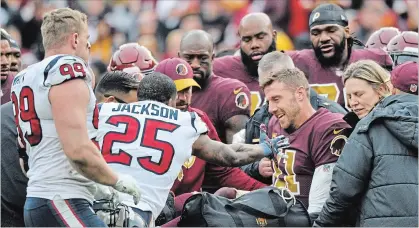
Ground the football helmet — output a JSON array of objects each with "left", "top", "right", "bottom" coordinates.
[
  {"left": 93, "top": 200, "right": 146, "bottom": 227},
  {"left": 365, "top": 27, "right": 400, "bottom": 50},
  {"left": 108, "top": 43, "right": 157, "bottom": 77},
  {"left": 387, "top": 31, "right": 418, "bottom": 66}
]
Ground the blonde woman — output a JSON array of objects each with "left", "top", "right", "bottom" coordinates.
[{"left": 314, "top": 60, "right": 418, "bottom": 227}]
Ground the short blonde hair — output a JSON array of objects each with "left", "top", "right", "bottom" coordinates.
[
  {"left": 41, "top": 8, "right": 87, "bottom": 51},
  {"left": 343, "top": 60, "right": 392, "bottom": 96},
  {"left": 260, "top": 68, "right": 310, "bottom": 97}
]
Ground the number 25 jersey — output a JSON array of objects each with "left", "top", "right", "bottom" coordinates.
[
  {"left": 95, "top": 101, "right": 208, "bottom": 218},
  {"left": 11, "top": 55, "right": 97, "bottom": 202}
]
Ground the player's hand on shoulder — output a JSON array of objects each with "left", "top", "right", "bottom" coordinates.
[
  {"left": 112, "top": 173, "right": 141, "bottom": 205},
  {"left": 259, "top": 124, "right": 290, "bottom": 156}
]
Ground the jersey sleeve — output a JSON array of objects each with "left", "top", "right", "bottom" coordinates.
[
  {"left": 218, "top": 81, "right": 251, "bottom": 123},
  {"left": 194, "top": 109, "right": 221, "bottom": 141},
  {"left": 190, "top": 111, "right": 208, "bottom": 136},
  {"left": 311, "top": 122, "right": 350, "bottom": 167},
  {"left": 43, "top": 55, "right": 91, "bottom": 87}
]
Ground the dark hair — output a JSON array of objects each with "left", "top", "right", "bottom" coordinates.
[
  {"left": 137, "top": 72, "right": 177, "bottom": 104},
  {"left": 95, "top": 71, "right": 140, "bottom": 95}
]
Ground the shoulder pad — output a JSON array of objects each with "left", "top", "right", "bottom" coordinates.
[{"left": 43, "top": 55, "right": 90, "bottom": 87}]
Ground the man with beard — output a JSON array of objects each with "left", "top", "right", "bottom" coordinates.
[
  {"left": 179, "top": 30, "right": 251, "bottom": 144},
  {"left": 262, "top": 68, "right": 351, "bottom": 220},
  {"left": 287, "top": 3, "right": 392, "bottom": 109},
  {"left": 213, "top": 13, "right": 276, "bottom": 115},
  {"left": 154, "top": 58, "right": 266, "bottom": 225}
]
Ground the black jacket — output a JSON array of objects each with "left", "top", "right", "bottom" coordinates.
[
  {"left": 314, "top": 94, "right": 418, "bottom": 227},
  {"left": 1, "top": 102, "right": 28, "bottom": 227},
  {"left": 241, "top": 89, "right": 347, "bottom": 182}
]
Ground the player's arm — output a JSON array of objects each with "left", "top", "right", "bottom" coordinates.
[
  {"left": 308, "top": 163, "right": 336, "bottom": 221},
  {"left": 225, "top": 115, "right": 249, "bottom": 144},
  {"left": 314, "top": 136, "right": 372, "bottom": 227},
  {"left": 309, "top": 124, "right": 350, "bottom": 217},
  {"left": 192, "top": 134, "right": 264, "bottom": 167},
  {"left": 50, "top": 79, "right": 119, "bottom": 186},
  {"left": 192, "top": 133, "right": 288, "bottom": 167}
]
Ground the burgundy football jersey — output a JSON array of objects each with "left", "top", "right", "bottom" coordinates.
[
  {"left": 170, "top": 106, "right": 218, "bottom": 195},
  {"left": 267, "top": 108, "right": 350, "bottom": 207},
  {"left": 191, "top": 74, "right": 250, "bottom": 143},
  {"left": 287, "top": 49, "right": 392, "bottom": 109},
  {"left": 213, "top": 56, "right": 263, "bottom": 115},
  {"left": 170, "top": 106, "right": 266, "bottom": 196}
]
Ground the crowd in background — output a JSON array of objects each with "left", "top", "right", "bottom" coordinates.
[{"left": 1, "top": 0, "right": 418, "bottom": 73}]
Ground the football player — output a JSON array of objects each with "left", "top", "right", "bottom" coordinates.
[
  {"left": 213, "top": 13, "right": 277, "bottom": 115},
  {"left": 365, "top": 27, "right": 400, "bottom": 50},
  {"left": 1, "top": 29, "right": 12, "bottom": 104},
  {"left": 239, "top": 51, "right": 347, "bottom": 183},
  {"left": 95, "top": 71, "right": 140, "bottom": 104},
  {"left": 287, "top": 3, "right": 393, "bottom": 109},
  {"left": 262, "top": 68, "right": 351, "bottom": 219},
  {"left": 9, "top": 38, "right": 21, "bottom": 74},
  {"left": 155, "top": 58, "right": 266, "bottom": 196},
  {"left": 11, "top": 8, "right": 141, "bottom": 227},
  {"left": 0, "top": 29, "right": 11, "bottom": 84},
  {"left": 108, "top": 42, "right": 157, "bottom": 78},
  {"left": 95, "top": 72, "right": 289, "bottom": 226},
  {"left": 179, "top": 30, "right": 251, "bottom": 144}
]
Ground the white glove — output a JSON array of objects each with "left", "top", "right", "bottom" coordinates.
[
  {"left": 112, "top": 174, "right": 141, "bottom": 204},
  {"left": 95, "top": 184, "right": 120, "bottom": 205}
]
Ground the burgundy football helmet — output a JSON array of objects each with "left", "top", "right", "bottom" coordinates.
[
  {"left": 365, "top": 27, "right": 400, "bottom": 50},
  {"left": 108, "top": 43, "right": 157, "bottom": 77},
  {"left": 387, "top": 31, "right": 418, "bottom": 66}
]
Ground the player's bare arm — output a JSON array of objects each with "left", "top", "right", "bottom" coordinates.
[
  {"left": 192, "top": 133, "right": 288, "bottom": 167},
  {"left": 224, "top": 114, "right": 249, "bottom": 143},
  {"left": 50, "top": 79, "right": 119, "bottom": 186}
]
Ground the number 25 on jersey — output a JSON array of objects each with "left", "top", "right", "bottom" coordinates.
[{"left": 101, "top": 115, "right": 180, "bottom": 175}]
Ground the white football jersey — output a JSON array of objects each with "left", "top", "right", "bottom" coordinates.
[
  {"left": 95, "top": 101, "right": 208, "bottom": 218},
  {"left": 11, "top": 55, "right": 97, "bottom": 202}
]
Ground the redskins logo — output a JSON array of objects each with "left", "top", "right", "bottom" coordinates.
[
  {"left": 312, "top": 12, "right": 320, "bottom": 22},
  {"left": 235, "top": 92, "right": 249, "bottom": 109},
  {"left": 175, "top": 63, "right": 188, "bottom": 76},
  {"left": 330, "top": 134, "right": 348, "bottom": 156},
  {"left": 177, "top": 156, "right": 197, "bottom": 181}
]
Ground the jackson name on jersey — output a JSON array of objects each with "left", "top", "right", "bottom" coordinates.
[
  {"left": 95, "top": 101, "right": 208, "bottom": 218},
  {"left": 11, "top": 55, "right": 97, "bottom": 202}
]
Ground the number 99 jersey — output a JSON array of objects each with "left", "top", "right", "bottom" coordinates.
[
  {"left": 11, "top": 55, "right": 98, "bottom": 202},
  {"left": 95, "top": 101, "right": 208, "bottom": 218}
]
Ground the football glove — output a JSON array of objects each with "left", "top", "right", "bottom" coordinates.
[
  {"left": 259, "top": 124, "right": 290, "bottom": 156},
  {"left": 112, "top": 174, "right": 141, "bottom": 204}
]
